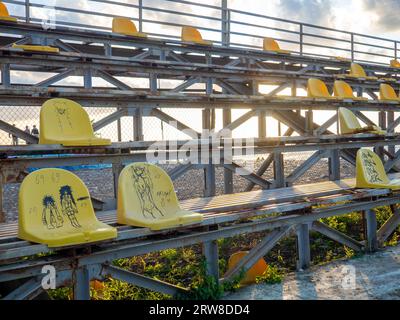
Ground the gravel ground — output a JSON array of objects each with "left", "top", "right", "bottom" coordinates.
[{"left": 2, "top": 157, "right": 355, "bottom": 223}]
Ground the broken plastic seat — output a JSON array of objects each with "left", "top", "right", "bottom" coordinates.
[
  {"left": 356, "top": 149, "right": 400, "bottom": 190},
  {"left": 307, "top": 78, "right": 337, "bottom": 100},
  {"left": 263, "top": 37, "right": 291, "bottom": 54},
  {"left": 117, "top": 162, "right": 203, "bottom": 231},
  {"left": 226, "top": 251, "right": 268, "bottom": 285},
  {"left": 0, "top": 2, "right": 17, "bottom": 22},
  {"left": 331, "top": 56, "right": 351, "bottom": 62},
  {"left": 12, "top": 43, "right": 60, "bottom": 53},
  {"left": 379, "top": 83, "right": 400, "bottom": 102},
  {"left": 338, "top": 107, "right": 386, "bottom": 135},
  {"left": 39, "top": 98, "right": 111, "bottom": 146},
  {"left": 333, "top": 80, "right": 368, "bottom": 101},
  {"left": 336, "top": 63, "right": 378, "bottom": 81},
  {"left": 181, "top": 26, "right": 212, "bottom": 46},
  {"left": 112, "top": 17, "right": 147, "bottom": 38},
  {"left": 18, "top": 168, "right": 117, "bottom": 247},
  {"left": 390, "top": 59, "right": 400, "bottom": 68}
]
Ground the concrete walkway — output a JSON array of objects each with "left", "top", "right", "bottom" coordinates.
[{"left": 225, "top": 245, "right": 400, "bottom": 300}]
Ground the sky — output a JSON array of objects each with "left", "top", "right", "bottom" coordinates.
[{"left": 6, "top": 0, "right": 399, "bottom": 39}]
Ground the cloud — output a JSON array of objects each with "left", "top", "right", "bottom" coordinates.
[
  {"left": 275, "top": 0, "right": 335, "bottom": 26},
  {"left": 361, "top": 0, "right": 400, "bottom": 31}
]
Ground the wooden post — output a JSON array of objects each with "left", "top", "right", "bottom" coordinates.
[
  {"left": 329, "top": 149, "right": 340, "bottom": 181},
  {"left": 202, "top": 239, "right": 219, "bottom": 282},
  {"left": 365, "top": 209, "right": 378, "bottom": 252},
  {"left": 223, "top": 108, "right": 233, "bottom": 194},
  {"left": 296, "top": 223, "right": 311, "bottom": 270}
]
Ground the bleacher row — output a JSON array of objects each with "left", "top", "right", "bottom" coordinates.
[{"left": 1, "top": 1, "right": 400, "bottom": 71}]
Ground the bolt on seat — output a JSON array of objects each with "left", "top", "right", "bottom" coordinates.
[
  {"left": 356, "top": 149, "right": 400, "bottom": 190},
  {"left": 112, "top": 17, "right": 147, "bottom": 38},
  {"left": 263, "top": 37, "right": 291, "bottom": 54},
  {"left": 39, "top": 98, "right": 111, "bottom": 146},
  {"left": 181, "top": 26, "right": 212, "bottom": 46},
  {"left": 338, "top": 107, "right": 386, "bottom": 135},
  {"left": 18, "top": 168, "right": 117, "bottom": 247},
  {"left": 379, "top": 83, "right": 400, "bottom": 102},
  {"left": 333, "top": 80, "right": 368, "bottom": 101},
  {"left": 307, "top": 78, "right": 337, "bottom": 99},
  {"left": 117, "top": 163, "right": 203, "bottom": 231},
  {"left": 0, "top": 2, "right": 17, "bottom": 22}
]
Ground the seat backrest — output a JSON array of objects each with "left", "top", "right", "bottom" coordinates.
[
  {"left": 181, "top": 26, "right": 203, "bottom": 43},
  {"left": 112, "top": 17, "right": 138, "bottom": 35},
  {"left": 307, "top": 78, "right": 331, "bottom": 98},
  {"left": 0, "top": 2, "right": 11, "bottom": 18},
  {"left": 39, "top": 98, "right": 95, "bottom": 143},
  {"left": 263, "top": 38, "right": 281, "bottom": 51},
  {"left": 356, "top": 149, "right": 390, "bottom": 186},
  {"left": 333, "top": 80, "right": 356, "bottom": 99},
  {"left": 380, "top": 83, "right": 399, "bottom": 100},
  {"left": 350, "top": 63, "right": 367, "bottom": 77},
  {"left": 18, "top": 168, "right": 98, "bottom": 240},
  {"left": 338, "top": 107, "right": 362, "bottom": 134},
  {"left": 117, "top": 162, "right": 181, "bottom": 223}
]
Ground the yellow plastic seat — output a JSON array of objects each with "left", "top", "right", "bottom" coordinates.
[
  {"left": 333, "top": 80, "right": 368, "bottom": 101},
  {"left": 338, "top": 107, "right": 385, "bottom": 135},
  {"left": 263, "top": 37, "right": 291, "bottom": 54},
  {"left": 112, "top": 17, "right": 147, "bottom": 38},
  {"left": 307, "top": 78, "right": 337, "bottom": 99},
  {"left": 18, "top": 168, "right": 117, "bottom": 247},
  {"left": 39, "top": 98, "right": 111, "bottom": 146},
  {"left": 336, "top": 63, "right": 378, "bottom": 81},
  {"left": 181, "top": 26, "right": 212, "bottom": 46},
  {"left": 12, "top": 44, "right": 60, "bottom": 53},
  {"left": 356, "top": 149, "right": 400, "bottom": 190},
  {"left": 226, "top": 251, "right": 268, "bottom": 285},
  {"left": 0, "top": 2, "right": 17, "bottom": 22},
  {"left": 117, "top": 163, "right": 203, "bottom": 231},
  {"left": 379, "top": 83, "right": 400, "bottom": 102},
  {"left": 390, "top": 59, "right": 400, "bottom": 68}
]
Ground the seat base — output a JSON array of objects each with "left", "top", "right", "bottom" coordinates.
[
  {"left": 12, "top": 44, "right": 60, "bottom": 53},
  {"left": 117, "top": 31, "right": 147, "bottom": 38},
  {"left": 119, "top": 210, "right": 203, "bottom": 231},
  {"left": 40, "top": 137, "right": 111, "bottom": 147},
  {"left": 183, "top": 40, "right": 213, "bottom": 46},
  {"left": 335, "top": 74, "right": 378, "bottom": 81},
  {"left": 0, "top": 16, "right": 17, "bottom": 22},
  {"left": 264, "top": 49, "right": 291, "bottom": 55},
  {"left": 356, "top": 180, "right": 400, "bottom": 191},
  {"left": 18, "top": 221, "right": 117, "bottom": 248}
]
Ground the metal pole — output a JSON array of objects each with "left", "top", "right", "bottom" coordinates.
[
  {"left": 25, "top": 0, "right": 30, "bottom": 23},
  {"left": 351, "top": 33, "right": 354, "bottom": 61},
  {"left": 138, "top": 0, "right": 143, "bottom": 32},
  {"left": 221, "top": 0, "right": 230, "bottom": 47},
  {"left": 299, "top": 24, "right": 303, "bottom": 55}
]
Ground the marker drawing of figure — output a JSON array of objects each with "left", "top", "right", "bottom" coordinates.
[
  {"left": 42, "top": 195, "right": 63, "bottom": 229},
  {"left": 59, "top": 185, "right": 81, "bottom": 228},
  {"left": 131, "top": 165, "right": 164, "bottom": 219}
]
